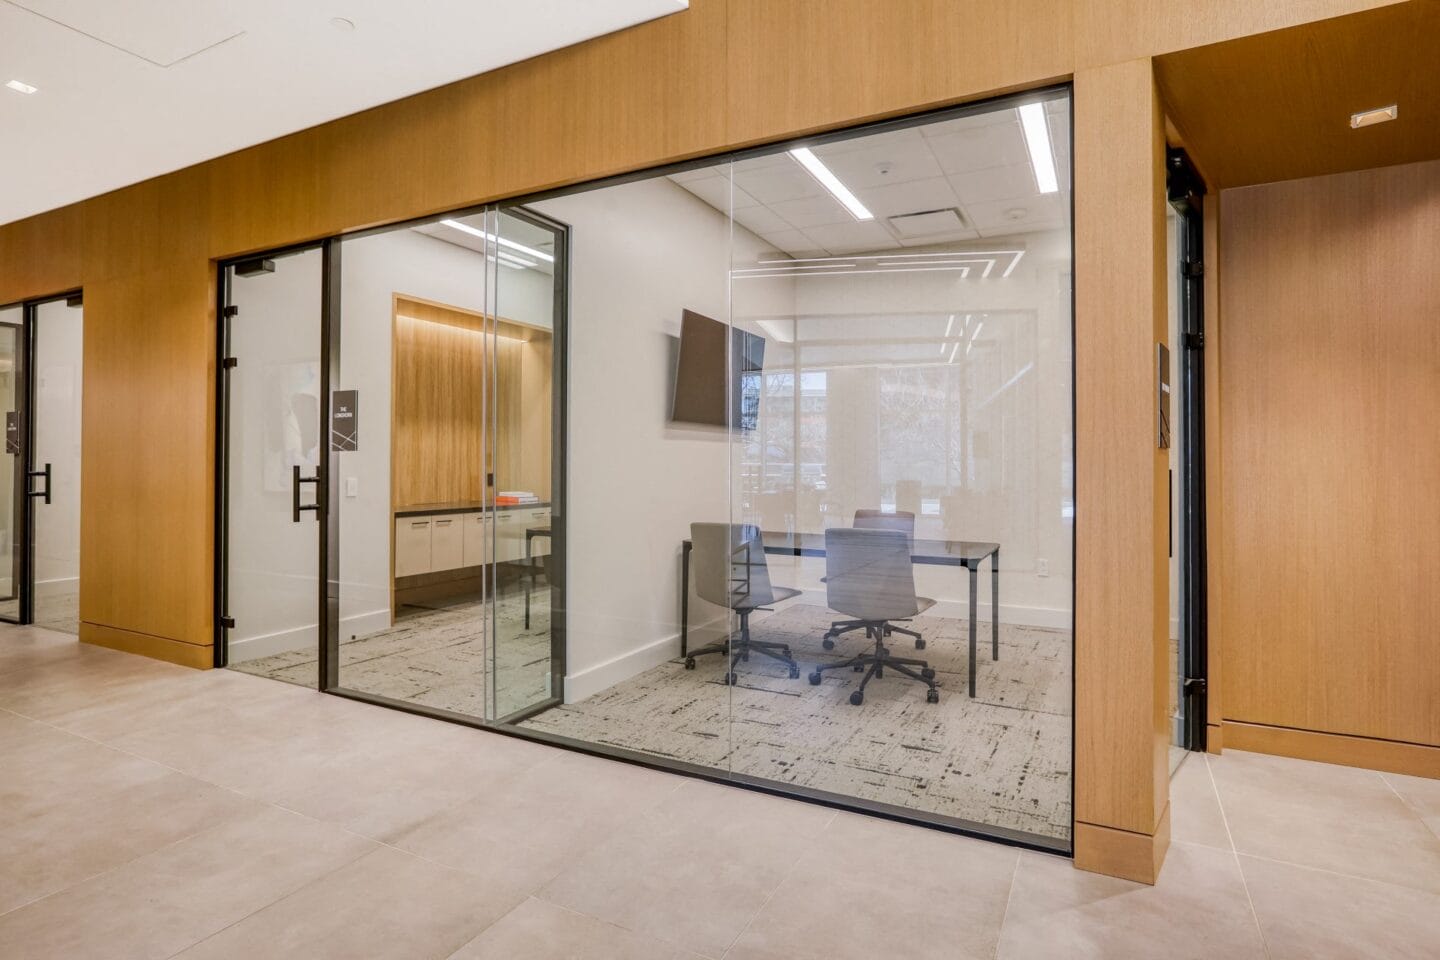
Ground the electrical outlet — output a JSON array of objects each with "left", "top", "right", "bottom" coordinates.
[{"left": 1037, "top": 558, "right": 1049, "bottom": 577}]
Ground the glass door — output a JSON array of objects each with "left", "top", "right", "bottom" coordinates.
[
  {"left": 31, "top": 296, "right": 84, "bottom": 634},
  {"left": 0, "top": 305, "right": 24, "bottom": 623},
  {"left": 486, "top": 206, "right": 565, "bottom": 722},
  {"left": 218, "top": 247, "right": 326, "bottom": 679}
]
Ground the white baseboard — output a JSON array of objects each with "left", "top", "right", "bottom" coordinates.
[
  {"left": 34, "top": 575, "right": 79, "bottom": 598},
  {"left": 564, "top": 632, "right": 680, "bottom": 704},
  {"left": 227, "top": 608, "right": 391, "bottom": 663}
]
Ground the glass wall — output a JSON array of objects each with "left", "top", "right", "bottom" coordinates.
[
  {"left": 514, "top": 90, "right": 1074, "bottom": 848},
  {"left": 0, "top": 304, "right": 20, "bottom": 623}
]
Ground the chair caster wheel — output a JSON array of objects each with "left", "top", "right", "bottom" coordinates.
[
  {"left": 921, "top": 667, "right": 936, "bottom": 680},
  {"left": 822, "top": 638, "right": 835, "bottom": 650},
  {"left": 849, "top": 691, "right": 864, "bottom": 706},
  {"left": 926, "top": 689, "right": 939, "bottom": 704},
  {"left": 684, "top": 657, "right": 696, "bottom": 670},
  {"left": 824, "top": 630, "right": 838, "bottom": 640},
  {"left": 788, "top": 665, "right": 800, "bottom": 679},
  {"left": 726, "top": 672, "right": 739, "bottom": 685},
  {"left": 808, "top": 671, "right": 822, "bottom": 685},
  {"left": 915, "top": 639, "right": 926, "bottom": 650},
  {"left": 741, "top": 652, "right": 750, "bottom": 662},
  {"left": 853, "top": 664, "right": 864, "bottom": 672}
]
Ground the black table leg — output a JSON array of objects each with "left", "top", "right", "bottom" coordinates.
[
  {"left": 680, "top": 540, "right": 691, "bottom": 658},
  {"left": 524, "top": 535, "right": 532, "bottom": 630},
  {"left": 991, "top": 546, "right": 1000, "bottom": 660},
  {"left": 968, "top": 562, "right": 978, "bottom": 698}
]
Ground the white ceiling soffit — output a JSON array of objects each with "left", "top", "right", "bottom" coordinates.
[{"left": 0, "top": 0, "right": 689, "bottom": 225}]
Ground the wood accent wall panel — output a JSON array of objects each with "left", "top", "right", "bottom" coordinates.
[
  {"left": 1219, "top": 160, "right": 1440, "bottom": 748},
  {"left": 1154, "top": 3, "right": 1440, "bottom": 189},
  {"left": 725, "top": 0, "right": 1070, "bottom": 148},
  {"left": 1073, "top": 58, "right": 1170, "bottom": 879},
  {"left": 0, "top": 206, "right": 83, "bottom": 304},
  {"left": 1075, "top": 0, "right": 1400, "bottom": 68}
]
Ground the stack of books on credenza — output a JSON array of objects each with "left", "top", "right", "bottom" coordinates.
[{"left": 495, "top": 491, "right": 540, "bottom": 506}]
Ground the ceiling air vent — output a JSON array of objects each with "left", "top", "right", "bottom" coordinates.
[{"left": 887, "top": 208, "right": 968, "bottom": 238}]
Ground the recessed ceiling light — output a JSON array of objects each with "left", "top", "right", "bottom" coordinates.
[
  {"left": 5, "top": 80, "right": 38, "bottom": 95},
  {"left": 1017, "top": 102, "right": 1059, "bottom": 194},
  {"left": 329, "top": 16, "right": 356, "bottom": 31},
  {"left": 788, "top": 147, "right": 874, "bottom": 221},
  {"left": 441, "top": 219, "right": 555, "bottom": 263},
  {"left": 1349, "top": 104, "right": 1397, "bottom": 129}
]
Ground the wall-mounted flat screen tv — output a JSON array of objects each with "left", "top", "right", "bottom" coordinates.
[{"left": 670, "top": 309, "right": 765, "bottom": 431}]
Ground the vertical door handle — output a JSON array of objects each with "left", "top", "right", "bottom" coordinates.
[
  {"left": 292, "top": 464, "right": 322, "bottom": 522},
  {"left": 27, "top": 463, "right": 51, "bottom": 504}
]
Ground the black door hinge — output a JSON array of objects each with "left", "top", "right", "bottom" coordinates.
[
  {"left": 1183, "top": 332, "right": 1204, "bottom": 350},
  {"left": 1183, "top": 261, "right": 1204, "bottom": 279},
  {"left": 222, "top": 357, "right": 238, "bottom": 369},
  {"left": 1183, "top": 677, "right": 1207, "bottom": 696},
  {"left": 223, "top": 305, "right": 239, "bottom": 319},
  {"left": 220, "top": 615, "right": 236, "bottom": 629}
]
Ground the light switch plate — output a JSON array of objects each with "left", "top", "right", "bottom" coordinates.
[{"left": 346, "top": 477, "right": 359, "bottom": 497}]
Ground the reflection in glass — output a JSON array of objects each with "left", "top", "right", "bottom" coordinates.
[
  {"left": 0, "top": 307, "right": 20, "bottom": 623},
  {"left": 31, "top": 298, "right": 84, "bottom": 634},
  {"left": 512, "top": 92, "right": 1075, "bottom": 848}
]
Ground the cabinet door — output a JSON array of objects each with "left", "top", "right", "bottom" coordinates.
[
  {"left": 526, "top": 508, "right": 552, "bottom": 557},
  {"left": 394, "top": 518, "right": 432, "bottom": 577},
  {"left": 462, "top": 513, "right": 489, "bottom": 567},
  {"left": 494, "top": 512, "right": 524, "bottom": 563},
  {"left": 431, "top": 515, "right": 464, "bottom": 571}
]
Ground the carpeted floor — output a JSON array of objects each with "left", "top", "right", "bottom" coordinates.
[
  {"left": 233, "top": 596, "right": 1072, "bottom": 842},
  {"left": 523, "top": 603, "right": 1073, "bottom": 841},
  {"left": 229, "top": 594, "right": 552, "bottom": 718}
]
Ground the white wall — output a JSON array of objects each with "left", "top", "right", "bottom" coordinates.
[{"left": 534, "top": 178, "right": 794, "bottom": 700}]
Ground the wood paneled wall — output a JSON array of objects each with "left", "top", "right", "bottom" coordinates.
[
  {"left": 0, "top": 0, "right": 1410, "bottom": 884},
  {"left": 391, "top": 297, "right": 552, "bottom": 508},
  {"left": 1218, "top": 160, "right": 1440, "bottom": 759}
]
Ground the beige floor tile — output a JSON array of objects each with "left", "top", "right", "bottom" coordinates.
[
  {"left": 1242, "top": 853, "right": 1440, "bottom": 960},
  {"left": 0, "top": 629, "right": 90, "bottom": 676},
  {"left": 174, "top": 845, "right": 517, "bottom": 960},
  {"left": 1169, "top": 754, "right": 1231, "bottom": 850},
  {"left": 393, "top": 749, "right": 682, "bottom": 897},
  {"left": 1383, "top": 771, "right": 1440, "bottom": 837},
  {"left": 725, "top": 811, "right": 1020, "bottom": 960},
  {"left": 539, "top": 778, "right": 834, "bottom": 958},
  {"left": 1210, "top": 750, "right": 1440, "bottom": 892},
  {"left": 0, "top": 735, "right": 259, "bottom": 914},
  {"left": 0, "top": 645, "right": 192, "bottom": 721},
  {"left": 996, "top": 842, "right": 1267, "bottom": 960},
  {"left": 0, "top": 805, "right": 376, "bottom": 959},
  {"left": 446, "top": 897, "right": 690, "bottom": 960}
]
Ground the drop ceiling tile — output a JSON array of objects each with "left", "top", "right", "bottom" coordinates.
[
  {"left": 732, "top": 159, "right": 824, "bottom": 204},
  {"left": 12, "top": 0, "right": 242, "bottom": 67},
  {"left": 755, "top": 229, "right": 824, "bottom": 258},
  {"left": 801, "top": 221, "right": 902, "bottom": 255},
  {"left": 674, "top": 172, "right": 760, "bottom": 212},
  {"left": 967, "top": 193, "right": 1069, "bottom": 234},
  {"left": 855, "top": 176, "right": 960, "bottom": 219},
  {"left": 812, "top": 130, "right": 943, "bottom": 188},
  {"left": 919, "top": 107, "right": 1019, "bottom": 138},
  {"left": 925, "top": 120, "right": 1030, "bottom": 175},
  {"left": 732, "top": 204, "right": 795, "bottom": 237},
  {"left": 946, "top": 164, "right": 1041, "bottom": 205},
  {"left": 769, "top": 194, "right": 854, "bottom": 229}
]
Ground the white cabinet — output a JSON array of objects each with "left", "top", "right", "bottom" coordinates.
[
  {"left": 430, "top": 516, "right": 464, "bottom": 571},
  {"left": 396, "top": 506, "right": 549, "bottom": 578},
  {"left": 462, "top": 512, "right": 491, "bottom": 566},
  {"left": 394, "top": 518, "right": 432, "bottom": 577}
]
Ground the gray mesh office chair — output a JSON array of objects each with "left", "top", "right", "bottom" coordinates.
[
  {"left": 684, "top": 522, "right": 802, "bottom": 684},
  {"left": 810, "top": 526, "right": 939, "bottom": 705},
  {"left": 824, "top": 509, "right": 926, "bottom": 651}
]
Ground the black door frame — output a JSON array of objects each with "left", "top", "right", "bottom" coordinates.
[
  {"left": 213, "top": 242, "right": 332, "bottom": 669},
  {"left": 1167, "top": 148, "right": 1209, "bottom": 753},
  {"left": 0, "top": 289, "right": 82, "bottom": 626}
]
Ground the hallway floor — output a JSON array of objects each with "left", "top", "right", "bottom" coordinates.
[{"left": 3, "top": 624, "right": 1439, "bottom": 959}]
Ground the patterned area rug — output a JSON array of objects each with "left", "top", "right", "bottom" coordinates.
[
  {"left": 229, "top": 594, "right": 552, "bottom": 718},
  {"left": 523, "top": 603, "right": 1072, "bottom": 841}
]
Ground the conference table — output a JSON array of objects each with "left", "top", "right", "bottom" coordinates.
[{"left": 680, "top": 530, "right": 1000, "bottom": 697}]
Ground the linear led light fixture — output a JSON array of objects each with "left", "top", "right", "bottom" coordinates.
[
  {"left": 788, "top": 147, "right": 874, "bottom": 221},
  {"left": 5, "top": 79, "right": 38, "bottom": 95},
  {"left": 947, "top": 341, "right": 961, "bottom": 364},
  {"left": 1349, "top": 104, "right": 1397, "bottom": 129},
  {"left": 441, "top": 219, "right": 555, "bottom": 262},
  {"left": 1017, "top": 103, "right": 1059, "bottom": 194}
]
